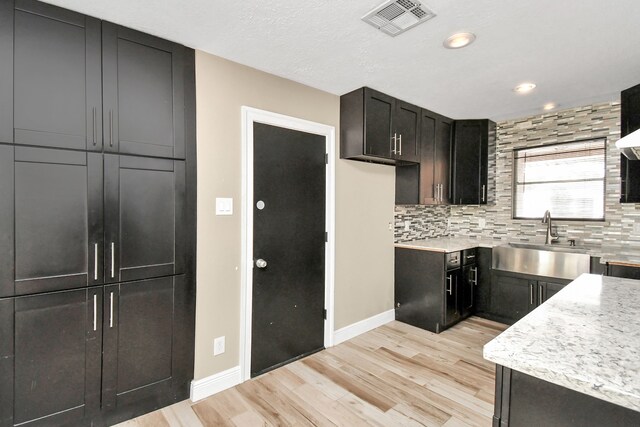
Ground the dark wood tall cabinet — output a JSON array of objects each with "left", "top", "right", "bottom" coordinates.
[
  {"left": 0, "top": 1, "right": 196, "bottom": 426},
  {"left": 620, "top": 83, "right": 640, "bottom": 203}
]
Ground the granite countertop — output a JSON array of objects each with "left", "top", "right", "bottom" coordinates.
[
  {"left": 394, "top": 237, "right": 506, "bottom": 253},
  {"left": 483, "top": 273, "right": 640, "bottom": 412}
]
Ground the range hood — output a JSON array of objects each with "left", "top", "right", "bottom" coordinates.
[{"left": 616, "top": 128, "right": 640, "bottom": 160}]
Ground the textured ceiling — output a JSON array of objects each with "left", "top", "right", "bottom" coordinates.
[{"left": 41, "top": 0, "right": 640, "bottom": 120}]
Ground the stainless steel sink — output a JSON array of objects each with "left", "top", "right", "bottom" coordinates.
[{"left": 492, "top": 243, "right": 591, "bottom": 280}]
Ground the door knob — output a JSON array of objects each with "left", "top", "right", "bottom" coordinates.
[{"left": 256, "top": 259, "right": 268, "bottom": 269}]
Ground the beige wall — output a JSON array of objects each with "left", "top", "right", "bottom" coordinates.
[{"left": 195, "top": 50, "right": 395, "bottom": 380}]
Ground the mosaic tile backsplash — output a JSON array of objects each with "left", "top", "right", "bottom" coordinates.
[{"left": 395, "top": 101, "right": 640, "bottom": 253}]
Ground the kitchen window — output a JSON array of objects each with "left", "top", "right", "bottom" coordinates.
[{"left": 513, "top": 139, "right": 606, "bottom": 220}]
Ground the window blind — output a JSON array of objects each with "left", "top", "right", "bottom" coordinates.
[{"left": 513, "top": 139, "right": 605, "bottom": 220}]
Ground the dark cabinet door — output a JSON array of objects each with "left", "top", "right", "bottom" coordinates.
[
  {"left": 490, "top": 272, "right": 536, "bottom": 324},
  {"left": 452, "top": 120, "right": 483, "bottom": 204},
  {"left": 460, "top": 264, "right": 477, "bottom": 318},
  {"left": 364, "top": 88, "right": 394, "bottom": 158},
  {"left": 0, "top": 145, "right": 103, "bottom": 297},
  {"left": 0, "top": 0, "right": 102, "bottom": 150},
  {"left": 394, "top": 100, "right": 420, "bottom": 162},
  {"left": 104, "top": 155, "right": 185, "bottom": 283},
  {"left": 475, "top": 248, "right": 492, "bottom": 315},
  {"left": 102, "top": 23, "right": 185, "bottom": 159},
  {"left": 418, "top": 110, "right": 452, "bottom": 205},
  {"left": 0, "top": 288, "right": 102, "bottom": 427},
  {"left": 435, "top": 117, "right": 453, "bottom": 204},
  {"left": 102, "top": 276, "right": 179, "bottom": 412},
  {"left": 444, "top": 270, "right": 461, "bottom": 326},
  {"left": 419, "top": 110, "right": 437, "bottom": 204},
  {"left": 539, "top": 281, "right": 566, "bottom": 304},
  {"left": 620, "top": 84, "right": 640, "bottom": 203}
]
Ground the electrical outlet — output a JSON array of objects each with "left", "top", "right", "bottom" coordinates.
[
  {"left": 404, "top": 220, "right": 411, "bottom": 231},
  {"left": 634, "top": 222, "right": 640, "bottom": 234},
  {"left": 214, "top": 336, "right": 225, "bottom": 356},
  {"left": 478, "top": 218, "right": 486, "bottom": 229}
]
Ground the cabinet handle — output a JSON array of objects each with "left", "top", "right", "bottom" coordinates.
[
  {"left": 398, "top": 134, "right": 402, "bottom": 156},
  {"left": 446, "top": 275, "right": 452, "bottom": 295},
  {"left": 109, "top": 110, "right": 114, "bottom": 147},
  {"left": 93, "top": 294, "right": 97, "bottom": 331},
  {"left": 482, "top": 184, "right": 486, "bottom": 202},
  {"left": 539, "top": 285, "right": 543, "bottom": 304},
  {"left": 111, "top": 242, "right": 115, "bottom": 278},
  {"left": 92, "top": 107, "right": 97, "bottom": 146},
  {"left": 109, "top": 292, "right": 114, "bottom": 328},
  {"left": 392, "top": 133, "right": 397, "bottom": 154},
  {"left": 530, "top": 283, "right": 534, "bottom": 305},
  {"left": 440, "top": 184, "right": 444, "bottom": 203},
  {"left": 94, "top": 243, "right": 98, "bottom": 281},
  {"left": 471, "top": 267, "right": 478, "bottom": 285}
]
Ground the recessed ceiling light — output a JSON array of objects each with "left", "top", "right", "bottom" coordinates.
[
  {"left": 543, "top": 103, "right": 557, "bottom": 111},
  {"left": 443, "top": 32, "right": 476, "bottom": 49},
  {"left": 513, "top": 82, "right": 537, "bottom": 94}
]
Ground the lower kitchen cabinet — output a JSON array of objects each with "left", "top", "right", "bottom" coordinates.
[
  {"left": 395, "top": 248, "right": 477, "bottom": 333},
  {"left": 607, "top": 263, "right": 640, "bottom": 280},
  {"left": 490, "top": 271, "right": 569, "bottom": 324},
  {"left": 0, "top": 288, "right": 102, "bottom": 427},
  {"left": 0, "top": 275, "right": 192, "bottom": 427}
]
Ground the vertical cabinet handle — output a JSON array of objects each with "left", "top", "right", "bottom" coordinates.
[
  {"left": 94, "top": 243, "right": 98, "bottom": 281},
  {"left": 109, "top": 110, "right": 114, "bottom": 147},
  {"left": 482, "top": 184, "right": 486, "bottom": 202},
  {"left": 530, "top": 283, "right": 534, "bottom": 305},
  {"left": 539, "top": 285, "right": 543, "bottom": 304},
  {"left": 92, "top": 107, "right": 97, "bottom": 146},
  {"left": 111, "top": 242, "right": 115, "bottom": 278},
  {"left": 398, "top": 134, "right": 402, "bottom": 156},
  {"left": 392, "top": 133, "right": 397, "bottom": 154},
  {"left": 446, "top": 275, "right": 453, "bottom": 295},
  {"left": 440, "top": 184, "right": 444, "bottom": 203},
  {"left": 93, "top": 294, "right": 97, "bottom": 331},
  {"left": 109, "top": 292, "right": 114, "bottom": 328}
]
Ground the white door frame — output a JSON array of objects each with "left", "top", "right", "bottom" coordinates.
[{"left": 240, "top": 106, "right": 335, "bottom": 381}]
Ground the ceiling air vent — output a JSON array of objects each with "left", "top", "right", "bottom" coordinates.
[{"left": 362, "top": 0, "right": 436, "bottom": 37}]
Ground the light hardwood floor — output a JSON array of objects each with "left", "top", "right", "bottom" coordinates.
[{"left": 116, "top": 317, "right": 507, "bottom": 427}]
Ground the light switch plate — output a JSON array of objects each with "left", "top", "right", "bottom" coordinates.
[
  {"left": 478, "top": 218, "right": 486, "bottom": 229},
  {"left": 215, "top": 198, "right": 233, "bottom": 215}
]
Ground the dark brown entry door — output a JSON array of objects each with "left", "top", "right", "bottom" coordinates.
[{"left": 251, "top": 123, "right": 326, "bottom": 377}]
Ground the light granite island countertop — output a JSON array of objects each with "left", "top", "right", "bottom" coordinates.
[{"left": 484, "top": 273, "right": 640, "bottom": 413}]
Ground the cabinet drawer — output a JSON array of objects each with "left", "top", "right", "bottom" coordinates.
[
  {"left": 446, "top": 251, "right": 461, "bottom": 270},
  {"left": 462, "top": 248, "right": 477, "bottom": 266}
]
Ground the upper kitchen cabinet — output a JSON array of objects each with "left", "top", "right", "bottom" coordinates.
[
  {"left": 0, "top": 145, "right": 103, "bottom": 298},
  {"left": 0, "top": 0, "right": 102, "bottom": 150},
  {"left": 395, "top": 109, "right": 453, "bottom": 205},
  {"left": 104, "top": 155, "right": 186, "bottom": 284},
  {"left": 620, "top": 83, "right": 640, "bottom": 203},
  {"left": 451, "top": 119, "right": 495, "bottom": 205},
  {"left": 102, "top": 23, "right": 186, "bottom": 159},
  {"left": 341, "top": 87, "right": 420, "bottom": 165},
  {"left": 419, "top": 109, "right": 453, "bottom": 205}
]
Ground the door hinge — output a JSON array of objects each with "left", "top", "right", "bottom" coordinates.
[
  {"left": 325, "top": 232, "right": 328, "bottom": 242},
  {"left": 325, "top": 153, "right": 329, "bottom": 164},
  {"left": 323, "top": 308, "right": 327, "bottom": 320}
]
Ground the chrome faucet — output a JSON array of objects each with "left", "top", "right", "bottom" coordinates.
[{"left": 541, "top": 210, "right": 558, "bottom": 244}]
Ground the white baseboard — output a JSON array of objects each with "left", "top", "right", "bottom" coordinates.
[
  {"left": 332, "top": 309, "right": 395, "bottom": 345},
  {"left": 190, "top": 365, "right": 242, "bottom": 402}
]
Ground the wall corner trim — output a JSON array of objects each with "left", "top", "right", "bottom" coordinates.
[
  {"left": 190, "top": 365, "right": 242, "bottom": 402},
  {"left": 333, "top": 309, "right": 396, "bottom": 345}
]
